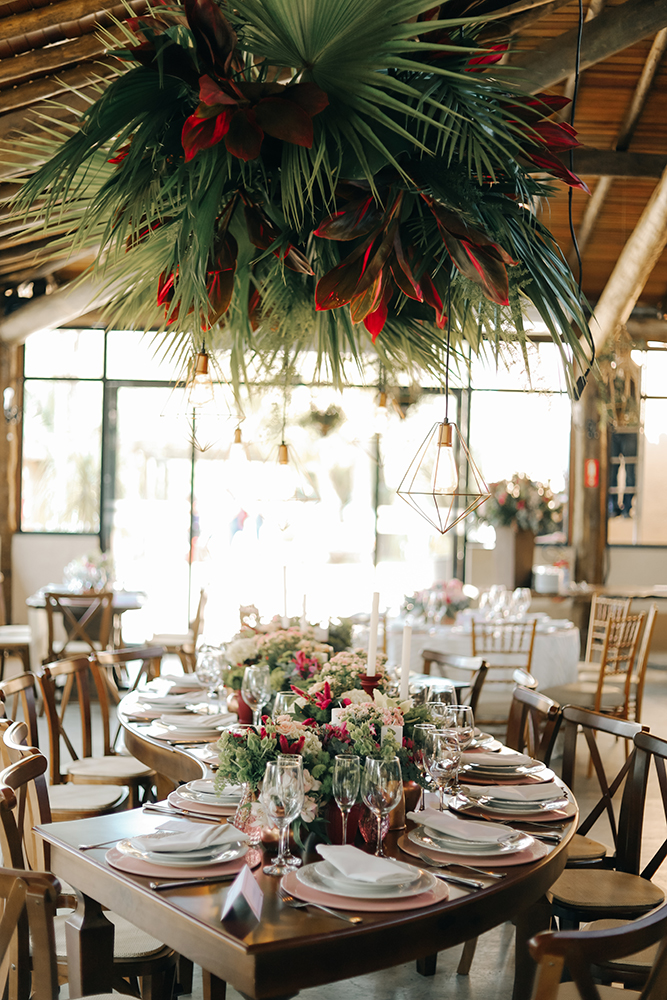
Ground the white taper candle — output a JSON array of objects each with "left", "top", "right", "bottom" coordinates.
[
  {"left": 399, "top": 624, "right": 412, "bottom": 700},
  {"left": 366, "top": 591, "right": 380, "bottom": 676}
]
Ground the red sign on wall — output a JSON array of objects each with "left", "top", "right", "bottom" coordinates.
[{"left": 584, "top": 458, "right": 599, "bottom": 488}]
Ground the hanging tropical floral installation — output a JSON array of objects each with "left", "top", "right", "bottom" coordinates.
[{"left": 10, "top": 0, "right": 591, "bottom": 393}]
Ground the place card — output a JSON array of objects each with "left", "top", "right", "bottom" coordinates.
[{"left": 221, "top": 865, "right": 263, "bottom": 924}]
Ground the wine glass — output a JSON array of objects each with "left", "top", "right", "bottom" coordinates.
[
  {"left": 446, "top": 705, "right": 474, "bottom": 793},
  {"left": 273, "top": 691, "right": 299, "bottom": 717},
  {"left": 512, "top": 587, "right": 532, "bottom": 619},
  {"left": 195, "top": 646, "right": 224, "bottom": 711},
  {"left": 412, "top": 723, "right": 436, "bottom": 810},
  {"left": 260, "top": 756, "right": 305, "bottom": 876},
  {"left": 360, "top": 756, "right": 403, "bottom": 857},
  {"left": 427, "top": 695, "right": 456, "bottom": 726},
  {"left": 242, "top": 664, "right": 272, "bottom": 727},
  {"left": 424, "top": 729, "right": 461, "bottom": 811},
  {"left": 333, "top": 755, "right": 360, "bottom": 844}
]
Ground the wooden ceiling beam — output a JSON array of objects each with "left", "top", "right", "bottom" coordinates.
[
  {"left": 0, "top": 34, "right": 115, "bottom": 90},
  {"left": 485, "top": 0, "right": 574, "bottom": 38},
  {"left": 0, "top": 87, "right": 97, "bottom": 143},
  {"left": 0, "top": 60, "right": 118, "bottom": 114},
  {"left": 0, "top": 250, "right": 94, "bottom": 286},
  {"left": 505, "top": 0, "right": 667, "bottom": 93},
  {"left": 591, "top": 164, "right": 667, "bottom": 352},
  {"left": 0, "top": 0, "right": 146, "bottom": 59},
  {"left": 0, "top": 271, "right": 111, "bottom": 343},
  {"left": 557, "top": 149, "right": 667, "bottom": 177}
]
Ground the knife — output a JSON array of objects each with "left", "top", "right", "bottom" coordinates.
[{"left": 150, "top": 873, "right": 238, "bottom": 891}]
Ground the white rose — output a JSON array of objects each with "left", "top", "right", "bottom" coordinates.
[{"left": 341, "top": 688, "right": 371, "bottom": 705}]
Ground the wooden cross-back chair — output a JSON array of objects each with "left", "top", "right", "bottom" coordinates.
[
  {"left": 469, "top": 619, "right": 537, "bottom": 723},
  {"left": 150, "top": 588, "right": 206, "bottom": 672},
  {"left": 37, "top": 657, "right": 154, "bottom": 809},
  {"left": 0, "top": 729, "right": 177, "bottom": 1000},
  {"left": 583, "top": 594, "right": 632, "bottom": 665},
  {"left": 419, "top": 652, "right": 488, "bottom": 715},
  {"left": 506, "top": 685, "right": 562, "bottom": 766},
  {"left": 548, "top": 708, "right": 664, "bottom": 928},
  {"left": 529, "top": 898, "right": 667, "bottom": 1000},
  {"left": 0, "top": 674, "right": 40, "bottom": 750},
  {"left": 94, "top": 645, "right": 165, "bottom": 703},
  {"left": 43, "top": 591, "right": 114, "bottom": 663}
]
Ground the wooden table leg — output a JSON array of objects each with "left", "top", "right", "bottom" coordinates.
[
  {"left": 513, "top": 895, "right": 552, "bottom": 1000},
  {"left": 202, "top": 969, "right": 227, "bottom": 1000},
  {"left": 416, "top": 954, "right": 438, "bottom": 976},
  {"left": 65, "top": 892, "right": 115, "bottom": 998}
]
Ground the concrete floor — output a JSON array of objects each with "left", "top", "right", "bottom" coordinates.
[{"left": 13, "top": 657, "right": 667, "bottom": 1000}]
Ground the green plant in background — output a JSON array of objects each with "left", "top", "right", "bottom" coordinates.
[{"left": 8, "top": 0, "right": 592, "bottom": 394}]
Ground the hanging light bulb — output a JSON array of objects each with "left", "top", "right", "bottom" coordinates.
[
  {"left": 187, "top": 349, "right": 215, "bottom": 409},
  {"left": 172, "top": 345, "right": 234, "bottom": 451}
]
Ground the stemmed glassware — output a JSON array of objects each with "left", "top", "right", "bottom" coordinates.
[
  {"left": 242, "top": 664, "right": 272, "bottom": 727},
  {"left": 260, "top": 756, "right": 305, "bottom": 876},
  {"left": 424, "top": 729, "right": 461, "bottom": 811},
  {"left": 512, "top": 587, "right": 532, "bottom": 619},
  {"left": 360, "top": 757, "right": 403, "bottom": 857},
  {"left": 273, "top": 691, "right": 299, "bottom": 716},
  {"left": 412, "top": 723, "right": 436, "bottom": 810},
  {"left": 446, "top": 705, "right": 474, "bottom": 794},
  {"left": 333, "top": 755, "right": 360, "bottom": 844},
  {"left": 194, "top": 646, "right": 225, "bottom": 711}
]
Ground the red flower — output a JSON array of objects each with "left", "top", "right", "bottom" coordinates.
[
  {"left": 278, "top": 734, "right": 305, "bottom": 755},
  {"left": 182, "top": 76, "right": 328, "bottom": 163},
  {"left": 504, "top": 94, "right": 589, "bottom": 192},
  {"left": 312, "top": 681, "right": 333, "bottom": 712}
]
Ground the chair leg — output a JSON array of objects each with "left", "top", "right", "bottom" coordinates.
[
  {"left": 140, "top": 965, "right": 177, "bottom": 1000},
  {"left": 457, "top": 937, "right": 478, "bottom": 975},
  {"left": 175, "top": 957, "right": 193, "bottom": 995},
  {"left": 202, "top": 970, "right": 227, "bottom": 1000},
  {"left": 416, "top": 954, "right": 437, "bottom": 976}
]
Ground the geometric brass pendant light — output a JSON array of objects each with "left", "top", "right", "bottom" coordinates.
[{"left": 396, "top": 418, "right": 490, "bottom": 534}]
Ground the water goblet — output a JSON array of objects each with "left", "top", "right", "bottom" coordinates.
[
  {"left": 446, "top": 705, "right": 474, "bottom": 793},
  {"left": 424, "top": 729, "right": 461, "bottom": 811},
  {"left": 195, "top": 645, "right": 225, "bottom": 711},
  {"left": 512, "top": 587, "right": 532, "bottom": 619},
  {"left": 273, "top": 691, "right": 299, "bottom": 717},
  {"left": 427, "top": 697, "right": 456, "bottom": 726},
  {"left": 260, "top": 756, "right": 305, "bottom": 876},
  {"left": 412, "top": 723, "right": 436, "bottom": 810},
  {"left": 360, "top": 756, "right": 403, "bottom": 858},
  {"left": 242, "top": 664, "right": 272, "bottom": 727},
  {"left": 333, "top": 755, "right": 360, "bottom": 844}
]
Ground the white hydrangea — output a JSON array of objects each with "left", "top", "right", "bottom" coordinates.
[{"left": 225, "top": 637, "right": 258, "bottom": 665}]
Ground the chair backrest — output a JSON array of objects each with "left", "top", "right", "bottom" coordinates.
[
  {"left": 0, "top": 726, "right": 51, "bottom": 874},
  {"left": 505, "top": 686, "right": 562, "bottom": 765},
  {"left": 584, "top": 593, "right": 632, "bottom": 663},
  {"left": 470, "top": 620, "right": 537, "bottom": 674},
  {"left": 36, "top": 657, "right": 102, "bottom": 785},
  {"left": 419, "top": 652, "right": 488, "bottom": 715},
  {"left": 93, "top": 645, "right": 165, "bottom": 701},
  {"left": 529, "top": 898, "right": 667, "bottom": 1000},
  {"left": 44, "top": 591, "right": 113, "bottom": 662},
  {"left": 0, "top": 675, "right": 39, "bottom": 750},
  {"left": 623, "top": 730, "right": 667, "bottom": 884},
  {"left": 0, "top": 866, "right": 60, "bottom": 1000},
  {"left": 512, "top": 668, "right": 539, "bottom": 690},
  {"left": 599, "top": 613, "right": 646, "bottom": 680},
  {"left": 560, "top": 706, "right": 646, "bottom": 871},
  {"left": 190, "top": 589, "right": 207, "bottom": 643},
  {"left": 633, "top": 604, "right": 659, "bottom": 725}
]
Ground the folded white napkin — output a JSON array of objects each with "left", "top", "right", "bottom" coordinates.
[
  {"left": 137, "top": 693, "right": 198, "bottom": 707},
  {"left": 160, "top": 713, "right": 234, "bottom": 730},
  {"left": 462, "top": 751, "right": 536, "bottom": 768},
  {"left": 186, "top": 779, "right": 243, "bottom": 798},
  {"left": 462, "top": 783, "right": 565, "bottom": 803},
  {"left": 130, "top": 819, "right": 248, "bottom": 853},
  {"left": 160, "top": 674, "right": 206, "bottom": 688},
  {"left": 407, "top": 807, "right": 512, "bottom": 843},
  {"left": 316, "top": 845, "right": 412, "bottom": 884}
]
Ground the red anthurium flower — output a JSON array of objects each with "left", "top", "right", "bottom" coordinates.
[
  {"left": 182, "top": 76, "right": 328, "bottom": 163},
  {"left": 342, "top": 698, "right": 351, "bottom": 707},
  {"left": 290, "top": 685, "right": 307, "bottom": 700},
  {"left": 302, "top": 718, "right": 318, "bottom": 727},
  {"left": 312, "top": 681, "right": 333, "bottom": 712},
  {"left": 278, "top": 734, "right": 305, "bottom": 755}
]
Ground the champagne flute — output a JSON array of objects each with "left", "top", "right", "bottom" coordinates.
[
  {"left": 333, "top": 755, "right": 360, "bottom": 844},
  {"left": 412, "top": 723, "right": 436, "bottom": 810},
  {"left": 260, "top": 756, "right": 305, "bottom": 876},
  {"left": 360, "top": 757, "right": 402, "bottom": 857},
  {"left": 242, "top": 664, "right": 272, "bottom": 727},
  {"left": 195, "top": 645, "right": 224, "bottom": 710},
  {"left": 446, "top": 705, "right": 474, "bottom": 794},
  {"left": 424, "top": 729, "right": 461, "bottom": 811}
]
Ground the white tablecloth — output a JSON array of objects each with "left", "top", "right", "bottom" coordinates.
[{"left": 385, "top": 621, "right": 580, "bottom": 689}]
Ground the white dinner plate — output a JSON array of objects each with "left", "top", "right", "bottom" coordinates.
[
  {"left": 116, "top": 839, "right": 247, "bottom": 868},
  {"left": 178, "top": 785, "right": 243, "bottom": 806},
  {"left": 410, "top": 825, "right": 533, "bottom": 856},
  {"left": 453, "top": 791, "right": 570, "bottom": 817},
  {"left": 296, "top": 863, "right": 437, "bottom": 899},
  {"left": 315, "top": 859, "right": 423, "bottom": 894}
]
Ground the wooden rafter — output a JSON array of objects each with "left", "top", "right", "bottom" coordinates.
[
  {"left": 0, "top": 0, "right": 146, "bottom": 58},
  {"left": 0, "top": 60, "right": 118, "bottom": 114}
]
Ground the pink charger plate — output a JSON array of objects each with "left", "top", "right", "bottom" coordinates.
[
  {"left": 449, "top": 798, "right": 576, "bottom": 823},
  {"left": 398, "top": 831, "right": 548, "bottom": 867},
  {"left": 281, "top": 869, "right": 449, "bottom": 912},
  {"left": 105, "top": 845, "right": 258, "bottom": 879},
  {"left": 167, "top": 789, "right": 236, "bottom": 817}
]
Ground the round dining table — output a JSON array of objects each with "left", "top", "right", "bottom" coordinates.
[{"left": 31, "top": 693, "right": 575, "bottom": 1000}]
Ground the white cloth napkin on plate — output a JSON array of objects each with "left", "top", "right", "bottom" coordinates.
[
  {"left": 137, "top": 693, "right": 198, "bottom": 707},
  {"left": 407, "top": 807, "right": 512, "bottom": 843},
  {"left": 462, "top": 751, "right": 537, "bottom": 768},
  {"left": 316, "top": 845, "right": 411, "bottom": 884},
  {"left": 186, "top": 779, "right": 243, "bottom": 798},
  {"left": 160, "top": 713, "right": 234, "bottom": 730},
  {"left": 130, "top": 819, "right": 248, "bottom": 853},
  {"left": 462, "top": 783, "right": 565, "bottom": 802},
  {"left": 160, "top": 674, "right": 206, "bottom": 688}
]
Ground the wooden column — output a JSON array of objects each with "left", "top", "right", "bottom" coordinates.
[
  {"left": 0, "top": 341, "right": 22, "bottom": 620},
  {"left": 571, "top": 378, "right": 608, "bottom": 585}
]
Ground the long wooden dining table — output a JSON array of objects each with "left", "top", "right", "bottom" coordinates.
[{"left": 34, "top": 698, "right": 576, "bottom": 1000}]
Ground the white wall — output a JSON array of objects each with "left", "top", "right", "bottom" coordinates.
[{"left": 10, "top": 533, "right": 97, "bottom": 624}]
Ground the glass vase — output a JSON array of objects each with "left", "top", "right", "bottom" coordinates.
[{"left": 231, "top": 785, "right": 263, "bottom": 845}]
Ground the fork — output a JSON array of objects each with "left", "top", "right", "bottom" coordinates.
[
  {"left": 415, "top": 851, "right": 505, "bottom": 880},
  {"left": 277, "top": 886, "right": 362, "bottom": 924}
]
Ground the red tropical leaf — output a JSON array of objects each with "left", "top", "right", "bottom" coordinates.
[
  {"left": 428, "top": 200, "right": 517, "bottom": 266},
  {"left": 363, "top": 282, "right": 391, "bottom": 341},
  {"left": 532, "top": 120, "right": 580, "bottom": 151},
  {"left": 281, "top": 81, "right": 329, "bottom": 117},
  {"left": 349, "top": 272, "right": 383, "bottom": 323},
  {"left": 528, "top": 150, "right": 590, "bottom": 192},
  {"left": 182, "top": 107, "right": 232, "bottom": 161},
  {"left": 281, "top": 245, "right": 314, "bottom": 275},
  {"left": 390, "top": 230, "right": 422, "bottom": 301},
  {"left": 315, "top": 224, "right": 396, "bottom": 311},
  {"left": 420, "top": 272, "right": 446, "bottom": 328},
  {"left": 314, "top": 195, "right": 382, "bottom": 241},
  {"left": 243, "top": 203, "right": 279, "bottom": 249},
  {"left": 184, "top": 0, "right": 237, "bottom": 77},
  {"left": 253, "top": 97, "right": 314, "bottom": 148},
  {"left": 505, "top": 93, "right": 571, "bottom": 124},
  {"left": 108, "top": 143, "right": 131, "bottom": 165},
  {"left": 442, "top": 234, "right": 510, "bottom": 306},
  {"left": 198, "top": 74, "right": 237, "bottom": 107},
  {"left": 157, "top": 270, "right": 175, "bottom": 307},
  {"left": 248, "top": 286, "right": 261, "bottom": 331},
  {"left": 224, "top": 109, "right": 263, "bottom": 161},
  {"left": 467, "top": 43, "right": 508, "bottom": 69}
]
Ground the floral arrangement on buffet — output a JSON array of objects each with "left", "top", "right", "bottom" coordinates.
[
  {"left": 63, "top": 552, "right": 115, "bottom": 592},
  {"left": 223, "top": 624, "right": 333, "bottom": 693},
  {"left": 8, "top": 0, "right": 592, "bottom": 395},
  {"left": 402, "top": 579, "right": 471, "bottom": 622},
  {"left": 477, "top": 474, "right": 565, "bottom": 536}
]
